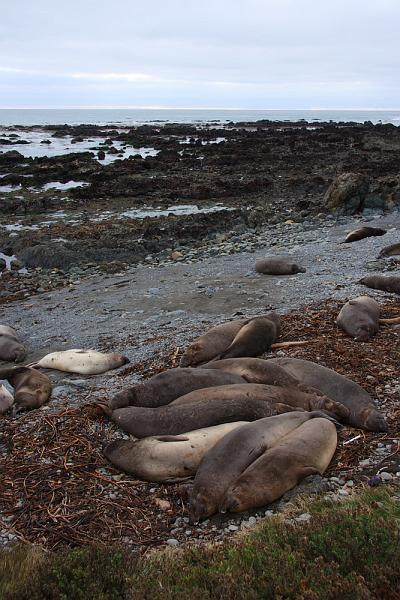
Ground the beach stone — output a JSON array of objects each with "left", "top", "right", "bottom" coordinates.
[
  {"left": 166, "top": 538, "right": 179, "bottom": 547},
  {"left": 380, "top": 472, "right": 393, "bottom": 481},
  {"left": 295, "top": 512, "right": 311, "bottom": 522},
  {"left": 323, "top": 172, "right": 369, "bottom": 213}
]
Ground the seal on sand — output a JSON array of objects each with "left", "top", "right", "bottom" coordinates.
[
  {"left": 267, "top": 357, "right": 387, "bottom": 432},
  {"left": 179, "top": 313, "right": 280, "bottom": 367},
  {"left": 255, "top": 257, "right": 306, "bottom": 275},
  {"left": 360, "top": 275, "right": 400, "bottom": 295},
  {"left": 336, "top": 296, "right": 380, "bottom": 341},
  {"left": 108, "top": 396, "right": 298, "bottom": 438},
  {"left": 170, "top": 383, "right": 349, "bottom": 420},
  {"left": 378, "top": 242, "right": 400, "bottom": 258},
  {"left": 0, "top": 325, "right": 26, "bottom": 363},
  {"left": 221, "top": 417, "right": 337, "bottom": 513},
  {"left": 32, "top": 349, "right": 129, "bottom": 375},
  {"left": 0, "top": 366, "right": 52, "bottom": 409},
  {"left": 343, "top": 227, "right": 386, "bottom": 243},
  {"left": 109, "top": 368, "right": 246, "bottom": 410},
  {"left": 103, "top": 421, "right": 248, "bottom": 482},
  {"left": 0, "top": 384, "right": 14, "bottom": 414},
  {"left": 189, "top": 411, "right": 331, "bottom": 522}
]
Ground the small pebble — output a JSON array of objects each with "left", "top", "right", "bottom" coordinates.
[{"left": 166, "top": 538, "right": 179, "bottom": 547}]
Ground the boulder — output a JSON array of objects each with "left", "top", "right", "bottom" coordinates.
[{"left": 323, "top": 173, "right": 369, "bottom": 213}]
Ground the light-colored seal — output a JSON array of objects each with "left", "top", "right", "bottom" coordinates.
[
  {"left": 360, "top": 275, "right": 400, "bottom": 295},
  {"left": 189, "top": 411, "right": 329, "bottom": 522},
  {"left": 179, "top": 313, "right": 280, "bottom": 367},
  {"left": 32, "top": 349, "right": 129, "bottom": 375},
  {"left": 268, "top": 357, "right": 387, "bottom": 432},
  {"left": 170, "top": 383, "right": 349, "bottom": 420},
  {"left": 103, "top": 421, "right": 248, "bottom": 482},
  {"left": 0, "top": 325, "right": 26, "bottom": 363},
  {"left": 0, "top": 366, "right": 52, "bottom": 409},
  {"left": 343, "top": 227, "right": 386, "bottom": 243},
  {"left": 255, "top": 257, "right": 306, "bottom": 275},
  {"left": 109, "top": 368, "right": 246, "bottom": 410},
  {"left": 221, "top": 417, "right": 337, "bottom": 513},
  {"left": 107, "top": 396, "right": 297, "bottom": 438},
  {"left": 378, "top": 242, "right": 400, "bottom": 258},
  {"left": 336, "top": 296, "right": 380, "bottom": 341},
  {"left": 0, "top": 383, "right": 14, "bottom": 414}
]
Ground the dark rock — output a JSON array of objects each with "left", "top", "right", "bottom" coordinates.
[{"left": 323, "top": 173, "right": 370, "bottom": 213}]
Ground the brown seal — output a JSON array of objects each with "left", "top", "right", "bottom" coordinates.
[
  {"left": 268, "top": 357, "right": 387, "bottom": 432},
  {"left": 189, "top": 411, "right": 331, "bottom": 522},
  {"left": 336, "top": 296, "right": 380, "bottom": 341},
  {"left": 221, "top": 417, "right": 337, "bottom": 513},
  {"left": 170, "top": 383, "right": 349, "bottom": 420},
  {"left": 218, "top": 314, "right": 281, "bottom": 360},
  {"left": 103, "top": 421, "right": 248, "bottom": 482},
  {"left": 179, "top": 312, "right": 280, "bottom": 367},
  {"left": 255, "top": 257, "right": 306, "bottom": 275},
  {"left": 109, "top": 368, "right": 245, "bottom": 410},
  {"left": 0, "top": 366, "right": 52, "bottom": 409},
  {"left": 0, "top": 325, "right": 26, "bottom": 363},
  {"left": 360, "top": 275, "right": 400, "bottom": 295},
  {"left": 108, "top": 396, "right": 297, "bottom": 438},
  {"left": 342, "top": 227, "right": 386, "bottom": 243},
  {"left": 378, "top": 242, "right": 400, "bottom": 258}
]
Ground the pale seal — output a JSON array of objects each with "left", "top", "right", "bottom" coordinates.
[
  {"left": 103, "top": 421, "right": 248, "bottom": 482},
  {"left": 32, "top": 349, "right": 129, "bottom": 375}
]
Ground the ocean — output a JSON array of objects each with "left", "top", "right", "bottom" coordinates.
[{"left": 0, "top": 108, "right": 399, "bottom": 126}]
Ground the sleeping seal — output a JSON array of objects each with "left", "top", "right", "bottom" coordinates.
[
  {"left": 378, "top": 242, "right": 400, "bottom": 258},
  {"left": 189, "top": 411, "right": 329, "bottom": 522},
  {"left": 0, "top": 325, "right": 26, "bottom": 363},
  {"left": 110, "top": 368, "right": 245, "bottom": 410},
  {"left": 336, "top": 296, "right": 380, "bottom": 341},
  {"left": 267, "top": 357, "right": 387, "bottom": 432},
  {"left": 0, "top": 366, "right": 52, "bottom": 409},
  {"left": 107, "top": 397, "right": 297, "bottom": 438},
  {"left": 342, "top": 227, "right": 386, "bottom": 243},
  {"left": 221, "top": 417, "right": 337, "bottom": 513},
  {"left": 360, "top": 275, "right": 400, "bottom": 295},
  {"left": 170, "top": 383, "right": 349, "bottom": 420},
  {"left": 179, "top": 313, "right": 280, "bottom": 367},
  {"left": 103, "top": 421, "right": 248, "bottom": 482},
  {"left": 32, "top": 349, "right": 129, "bottom": 375},
  {"left": 255, "top": 257, "right": 306, "bottom": 275}
]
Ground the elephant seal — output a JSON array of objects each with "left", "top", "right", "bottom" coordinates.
[
  {"left": 255, "top": 257, "right": 306, "bottom": 275},
  {"left": 103, "top": 421, "right": 248, "bottom": 482},
  {"left": 221, "top": 417, "right": 337, "bottom": 513},
  {"left": 336, "top": 296, "right": 380, "bottom": 341},
  {"left": 170, "top": 383, "right": 349, "bottom": 420},
  {"left": 218, "top": 314, "right": 281, "bottom": 360},
  {"left": 189, "top": 411, "right": 330, "bottom": 522},
  {"left": 179, "top": 313, "right": 279, "bottom": 367},
  {"left": 343, "top": 227, "right": 386, "bottom": 243},
  {"left": 32, "top": 349, "right": 129, "bottom": 374},
  {"left": 360, "top": 275, "right": 400, "bottom": 295},
  {"left": 267, "top": 357, "right": 387, "bottom": 432},
  {"left": 0, "top": 366, "right": 52, "bottom": 409},
  {"left": 378, "top": 242, "right": 400, "bottom": 258},
  {"left": 0, "top": 325, "right": 26, "bottom": 363},
  {"left": 201, "top": 358, "right": 311, "bottom": 388},
  {"left": 108, "top": 397, "right": 297, "bottom": 437},
  {"left": 110, "top": 368, "right": 245, "bottom": 410},
  {"left": 0, "top": 383, "right": 14, "bottom": 414}
]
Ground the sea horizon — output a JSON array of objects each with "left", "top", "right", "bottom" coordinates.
[{"left": 0, "top": 107, "right": 399, "bottom": 126}]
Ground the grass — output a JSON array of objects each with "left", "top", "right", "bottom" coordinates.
[{"left": 1, "top": 487, "right": 399, "bottom": 600}]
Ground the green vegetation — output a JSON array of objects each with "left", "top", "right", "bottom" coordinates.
[{"left": 1, "top": 488, "right": 399, "bottom": 600}]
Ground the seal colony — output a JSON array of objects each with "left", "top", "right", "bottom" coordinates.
[{"left": 0, "top": 223, "right": 397, "bottom": 527}]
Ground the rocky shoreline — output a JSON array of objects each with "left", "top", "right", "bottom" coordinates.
[{"left": 0, "top": 119, "right": 399, "bottom": 553}]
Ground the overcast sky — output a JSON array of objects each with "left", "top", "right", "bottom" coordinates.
[{"left": 1, "top": 0, "right": 399, "bottom": 108}]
